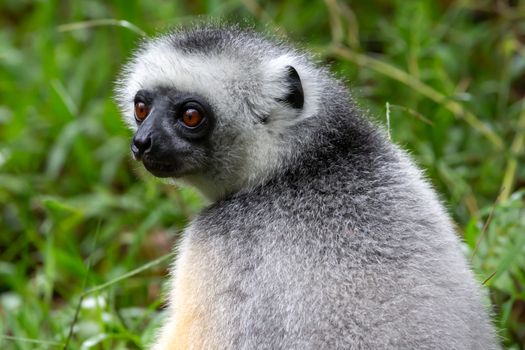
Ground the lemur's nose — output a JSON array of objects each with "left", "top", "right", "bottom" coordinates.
[{"left": 131, "top": 134, "right": 152, "bottom": 160}]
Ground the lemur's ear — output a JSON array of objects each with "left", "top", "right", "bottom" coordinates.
[{"left": 280, "top": 66, "right": 304, "bottom": 109}]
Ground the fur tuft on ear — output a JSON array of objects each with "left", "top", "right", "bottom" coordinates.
[{"left": 281, "top": 66, "right": 304, "bottom": 109}]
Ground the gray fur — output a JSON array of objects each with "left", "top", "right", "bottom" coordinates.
[{"left": 115, "top": 24, "right": 500, "bottom": 349}]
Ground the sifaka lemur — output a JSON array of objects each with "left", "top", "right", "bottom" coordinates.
[{"left": 115, "top": 24, "right": 500, "bottom": 349}]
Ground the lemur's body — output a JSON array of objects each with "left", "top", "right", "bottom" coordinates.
[{"left": 116, "top": 25, "right": 499, "bottom": 349}]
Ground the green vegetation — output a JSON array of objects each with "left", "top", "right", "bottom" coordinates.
[{"left": 1, "top": 0, "right": 524, "bottom": 348}]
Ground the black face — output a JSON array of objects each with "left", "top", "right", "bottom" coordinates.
[{"left": 131, "top": 88, "right": 215, "bottom": 178}]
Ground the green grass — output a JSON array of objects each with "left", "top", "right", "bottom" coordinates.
[{"left": 1, "top": 0, "right": 524, "bottom": 348}]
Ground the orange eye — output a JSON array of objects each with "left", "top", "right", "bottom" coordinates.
[
  {"left": 134, "top": 101, "right": 150, "bottom": 121},
  {"left": 181, "top": 108, "right": 203, "bottom": 127}
]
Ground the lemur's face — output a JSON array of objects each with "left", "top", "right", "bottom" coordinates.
[
  {"left": 129, "top": 86, "right": 215, "bottom": 178},
  {"left": 115, "top": 28, "right": 319, "bottom": 198}
]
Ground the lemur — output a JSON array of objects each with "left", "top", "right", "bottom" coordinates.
[{"left": 115, "top": 24, "right": 500, "bottom": 349}]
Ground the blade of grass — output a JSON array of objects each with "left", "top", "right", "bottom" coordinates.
[
  {"left": 82, "top": 252, "right": 172, "bottom": 296},
  {"left": 324, "top": 0, "right": 360, "bottom": 49},
  {"left": 0, "top": 335, "right": 64, "bottom": 347},
  {"left": 57, "top": 19, "right": 146, "bottom": 36},
  {"left": 325, "top": 0, "right": 345, "bottom": 44},
  {"left": 63, "top": 221, "right": 101, "bottom": 350},
  {"left": 240, "top": 0, "right": 274, "bottom": 24},
  {"left": 500, "top": 100, "right": 525, "bottom": 201},
  {"left": 51, "top": 79, "right": 78, "bottom": 117},
  {"left": 482, "top": 270, "right": 497, "bottom": 286},
  {"left": 329, "top": 45, "right": 504, "bottom": 149},
  {"left": 385, "top": 102, "right": 391, "bottom": 140},
  {"left": 470, "top": 189, "right": 503, "bottom": 262},
  {"left": 483, "top": 225, "right": 525, "bottom": 286},
  {"left": 388, "top": 104, "right": 434, "bottom": 126}
]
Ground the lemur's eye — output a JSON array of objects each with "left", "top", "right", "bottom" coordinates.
[
  {"left": 181, "top": 108, "right": 203, "bottom": 127},
  {"left": 134, "top": 101, "right": 150, "bottom": 121}
]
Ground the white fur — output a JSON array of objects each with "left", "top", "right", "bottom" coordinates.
[{"left": 116, "top": 36, "right": 323, "bottom": 200}]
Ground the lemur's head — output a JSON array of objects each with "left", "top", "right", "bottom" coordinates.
[{"left": 115, "top": 25, "right": 327, "bottom": 200}]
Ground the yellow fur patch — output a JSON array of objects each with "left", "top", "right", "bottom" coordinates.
[{"left": 153, "top": 243, "right": 214, "bottom": 350}]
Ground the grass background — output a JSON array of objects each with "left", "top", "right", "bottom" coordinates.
[{"left": 1, "top": 0, "right": 524, "bottom": 348}]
